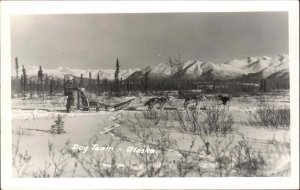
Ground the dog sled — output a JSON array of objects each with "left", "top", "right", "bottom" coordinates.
[{"left": 64, "top": 86, "right": 135, "bottom": 112}]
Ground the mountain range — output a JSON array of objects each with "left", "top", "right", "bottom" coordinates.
[
  {"left": 12, "top": 54, "right": 289, "bottom": 82},
  {"left": 127, "top": 54, "right": 289, "bottom": 82}
]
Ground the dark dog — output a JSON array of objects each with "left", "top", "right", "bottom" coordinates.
[
  {"left": 144, "top": 96, "right": 170, "bottom": 110},
  {"left": 216, "top": 95, "right": 230, "bottom": 108},
  {"left": 183, "top": 95, "right": 204, "bottom": 109}
]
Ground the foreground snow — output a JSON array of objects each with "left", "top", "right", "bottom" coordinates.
[{"left": 12, "top": 93, "right": 290, "bottom": 177}]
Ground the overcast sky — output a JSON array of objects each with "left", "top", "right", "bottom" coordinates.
[{"left": 11, "top": 12, "right": 288, "bottom": 70}]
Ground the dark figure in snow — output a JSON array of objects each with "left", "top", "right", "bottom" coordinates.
[
  {"left": 216, "top": 95, "right": 230, "bottom": 109},
  {"left": 144, "top": 96, "right": 170, "bottom": 110},
  {"left": 183, "top": 95, "right": 204, "bottom": 109},
  {"left": 66, "top": 94, "right": 75, "bottom": 113},
  {"left": 79, "top": 88, "right": 89, "bottom": 110},
  {"left": 205, "top": 142, "right": 210, "bottom": 155}
]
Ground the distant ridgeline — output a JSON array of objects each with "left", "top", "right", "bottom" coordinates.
[{"left": 11, "top": 54, "right": 289, "bottom": 97}]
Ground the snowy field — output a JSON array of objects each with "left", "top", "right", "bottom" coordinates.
[{"left": 12, "top": 92, "right": 290, "bottom": 177}]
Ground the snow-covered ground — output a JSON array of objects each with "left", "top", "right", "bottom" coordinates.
[{"left": 11, "top": 93, "right": 290, "bottom": 177}]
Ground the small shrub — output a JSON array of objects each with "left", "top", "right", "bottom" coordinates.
[
  {"left": 203, "top": 105, "right": 234, "bottom": 135},
  {"left": 173, "top": 110, "right": 189, "bottom": 131},
  {"left": 264, "top": 137, "right": 291, "bottom": 176},
  {"left": 12, "top": 138, "right": 32, "bottom": 177},
  {"left": 182, "top": 104, "right": 234, "bottom": 135},
  {"left": 237, "top": 96, "right": 253, "bottom": 103},
  {"left": 247, "top": 98, "right": 290, "bottom": 128},
  {"left": 115, "top": 113, "right": 179, "bottom": 177},
  {"left": 13, "top": 127, "right": 33, "bottom": 136},
  {"left": 207, "top": 134, "right": 235, "bottom": 177},
  {"left": 175, "top": 137, "right": 205, "bottom": 177},
  {"left": 231, "top": 138, "right": 265, "bottom": 176},
  {"left": 33, "top": 161, "right": 51, "bottom": 178},
  {"left": 13, "top": 150, "right": 32, "bottom": 177},
  {"left": 50, "top": 114, "right": 66, "bottom": 134},
  {"left": 142, "top": 110, "right": 160, "bottom": 121},
  {"left": 48, "top": 140, "right": 71, "bottom": 177},
  {"left": 138, "top": 110, "right": 169, "bottom": 126}
]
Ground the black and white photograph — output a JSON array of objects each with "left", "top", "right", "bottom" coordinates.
[{"left": 1, "top": 1, "right": 299, "bottom": 189}]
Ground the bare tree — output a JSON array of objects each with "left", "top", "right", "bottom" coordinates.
[{"left": 167, "top": 53, "right": 182, "bottom": 67}]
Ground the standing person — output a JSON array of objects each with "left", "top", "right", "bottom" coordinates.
[
  {"left": 66, "top": 93, "right": 75, "bottom": 113},
  {"left": 65, "top": 75, "right": 76, "bottom": 112}
]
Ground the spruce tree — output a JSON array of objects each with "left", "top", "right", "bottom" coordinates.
[
  {"left": 22, "top": 65, "right": 27, "bottom": 96},
  {"left": 80, "top": 74, "right": 83, "bottom": 88},
  {"left": 260, "top": 79, "right": 264, "bottom": 91},
  {"left": 15, "top": 57, "right": 19, "bottom": 81},
  {"left": 73, "top": 77, "right": 77, "bottom": 88},
  {"left": 103, "top": 79, "right": 108, "bottom": 92},
  {"left": 114, "top": 58, "right": 120, "bottom": 96},
  {"left": 89, "top": 72, "right": 92, "bottom": 93},
  {"left": 50, "top": 114, "right": 66, "bottom": 134},
  {"left": 93, "top": 79, "right": 96, "bottom": 94},
  {"left": 38, "top": 66, "right": 44, "bottom": 96},
  {"left": 56, "top": 79, "right": 62, "bottom": 93},
  {"left": 126, "top": 80, "right": 130, "bottom": 93},
  {"left": 97, "top": 74, "right": 100, "bottom": 96},
  {"left": 63, "top": 77, "right": 66, "bottom": 90},
  {"left": 15, "top": 57, "right": 19, "bottom": 95},
  {"left": 20, "top": 75, "right": 24, "bottom": 95},
  {"left": 144, "top": 72, "right": 149, "bottom": 93},
  {"left": 263, "top": 79, "right": 267, "bottom": 92},
  {"left": 28, "top": 80, "right": 33, "bottom": 98},
  {"left": 44, "top": 74, "right": 49, "bottom": 94},
  {"left": 120, "top": 78, "right": 123, "bottom": 95},
  {"left": 50, "top": 78, "right": 54, "bottom": 95}
]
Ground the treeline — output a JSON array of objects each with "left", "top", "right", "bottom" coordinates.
[
  {"left": 12, "top": 62, "right": 65, "bottom": 98},
  {"left": 11, "top": 57, "right": 289, "bottom": 98}
]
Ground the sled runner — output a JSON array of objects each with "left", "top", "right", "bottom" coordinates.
[
  {"left": 98, "top": 98, "right": 135, "bottom": 111},
  {"left": 113, "top": 98, "right": 135, "bottom": 111}
]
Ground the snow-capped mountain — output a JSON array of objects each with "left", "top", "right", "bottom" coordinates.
[
  {"left": 128, "top": 62, "right": 174, "bottom": 80},
  {"left": 127, "top": 54, "right": 289, "bottom": 82},
  {"left": 235, "top": 54, "right": 289, "bottom": 81}
]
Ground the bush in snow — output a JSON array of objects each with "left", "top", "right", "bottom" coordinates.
[
  {"left": 50, "top": 114, "right": 66, "bottom": 134},
  {"left": 175, "top": 104, "right": 234, "bottom": 135},
  {"left": 202, "top": 104, "right": 234, "bottom": 135},
  {"left": 12, "top": 138, "right": 32, "bottom": 177},
  {"left": 231, "top": 138, "right": 265, "bottom": 176},
  {"left": 247, "top": 97, "right": 290, "bottom": 129}
]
